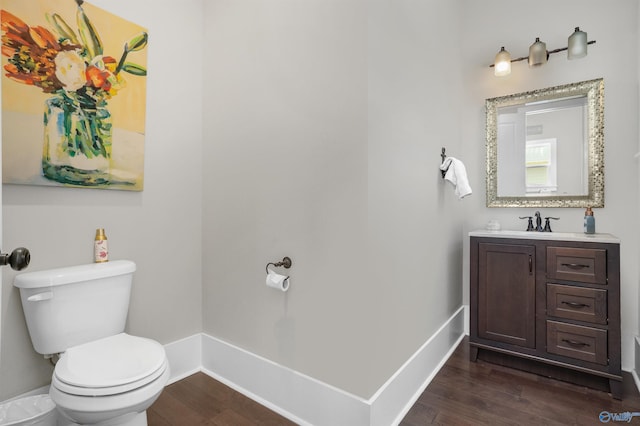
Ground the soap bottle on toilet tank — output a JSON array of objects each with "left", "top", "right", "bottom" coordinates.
[{"left": 94, "top": 228, "right": 109, "bottom": 263}]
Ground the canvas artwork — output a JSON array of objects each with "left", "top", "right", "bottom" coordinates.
[{"left": 1, "top": 0, "right": 148, "bottom": 191}]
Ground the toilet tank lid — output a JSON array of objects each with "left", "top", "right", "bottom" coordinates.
[{"left": 14, "top": 260, "right": 136, "bottom": 289}]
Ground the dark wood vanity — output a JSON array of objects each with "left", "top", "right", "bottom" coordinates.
[{"left": 469, "top": 231, "right": 622, "bottom": 399}]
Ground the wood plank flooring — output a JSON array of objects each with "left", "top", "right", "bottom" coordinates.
[
  {"left": 402, "top": 337, "right": 640, "bottom": 426},
  {"left": 148, "top": 372, "right": 296, "bottom": 425},
  {"left": 149, "top": 337, "right": 640, "bottom": 425}
]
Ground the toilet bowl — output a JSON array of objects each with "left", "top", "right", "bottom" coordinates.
[
  {"left": 13, "top": 261, "right": 170, "bottom": 426},
  {"left": 50, "top": 333, "right": 170, "bottom": 426}
]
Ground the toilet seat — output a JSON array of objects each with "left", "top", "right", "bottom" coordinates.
[
  {"left": 53, "top": 333, "right": 167, "bottom": 397},
  {"left": 50, "top": 365, "right": 170, "bottom": 426}
]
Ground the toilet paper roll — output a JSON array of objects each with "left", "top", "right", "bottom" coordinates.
[{"left": 266, "top": 269, "right": 290, "bottom": 292}]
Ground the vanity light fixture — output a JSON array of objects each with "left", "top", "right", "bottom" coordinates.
[
  {"left": 491, "top": 27, "right": 595, "bottom": 76},
  {"left": 494, "top": 47, "right": 511, "bottom": 77},
  {"left": 568, "top": 27, "right": 588, "bottom": 59},
  {"left": 528, "top": 37, "right": 547, "bottom": 67}
]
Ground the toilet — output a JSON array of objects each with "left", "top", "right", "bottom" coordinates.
[{"left": 13, "top": 260, "right": 170, "bottom": 426}]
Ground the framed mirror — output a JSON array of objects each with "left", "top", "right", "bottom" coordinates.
[{"left": 486, "top": 78, "right": 604, "bottom": 208}]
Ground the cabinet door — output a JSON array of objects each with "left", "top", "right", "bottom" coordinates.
[{"left": 478, "top": 243, "right": 536, "bottom": 348}]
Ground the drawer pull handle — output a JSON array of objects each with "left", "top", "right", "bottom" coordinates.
[
  {"left": 561, "top": 301, "right": 590, "bottom": 309},
  {"left": 561, "top": 263, "right": 590, "bottom": 270},
  {"left": 561, "top": 338, "right": 590, "bottom": 348}
]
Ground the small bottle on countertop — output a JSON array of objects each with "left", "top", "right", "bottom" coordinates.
[
  {"left": 94, "top": 228, "right": 109, "bottom": 263},
  {"left": 583, "top": 207, "right": 595, "bottom": 234}
]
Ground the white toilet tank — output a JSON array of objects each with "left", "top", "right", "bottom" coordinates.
[{"left": 13, "top": 260, "right": 136, "bottom": 356}]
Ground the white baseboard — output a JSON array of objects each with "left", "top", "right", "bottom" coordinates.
[
  {"left": 196, "top": 306, "right": 465, "bottom": 426},
  {"left": 464, "top": 303, "right": 470, "bottom": 335},
  {"left": 633, "top": 337, "right": 640, "bottom": 395},
  {"left": 164, "top": 333, "right": 202, "bottom": 385},
  {"left": 200, "top": 333, "right": 369, "bottom": 425},
  {"left": 370, "top": 306, "right": 465, "bottom": 426},
  {"left": 4, "top": 308, "right": 465, "bottom": 425}
]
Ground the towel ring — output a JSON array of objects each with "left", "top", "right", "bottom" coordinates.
[{"left": 266, "top": 256, "right": 292, "bottom": 274}]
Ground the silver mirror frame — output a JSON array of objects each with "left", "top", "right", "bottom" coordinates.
[{"left": 486, "top": 78, "right": 604, "bottom": 208}]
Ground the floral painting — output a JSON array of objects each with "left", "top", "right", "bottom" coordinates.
[{"left": 1, "top": 0, "right": 147, "bottom": 190}]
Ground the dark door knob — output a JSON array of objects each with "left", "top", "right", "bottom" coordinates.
[{"left": 0, "top": 247, "right": 31, "bottom": 270}]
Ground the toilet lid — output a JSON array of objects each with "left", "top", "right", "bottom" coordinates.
[{"left": 54, "top": 333, "right": 166, "bottom": 392}]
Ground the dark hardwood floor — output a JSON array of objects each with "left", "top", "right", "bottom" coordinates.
[
  {"left": 147, "top": 372, "right": 296, "bottom": 426},
  {"left": 149, "top": 337, "right": 640, "bottom": 425},
  {"left": 402, "top": 337, "right": 640, "bottom": 426}
]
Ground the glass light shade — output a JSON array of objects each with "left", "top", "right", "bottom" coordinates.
[
  {"left": 494, "top": 47, "right": 511, "bottom": 77},
  {"left": 528, "top": 37, "right": 547, "bottom": 67},
  {"left": 568, "top": 27, "right": 588, "bottom": 59}
]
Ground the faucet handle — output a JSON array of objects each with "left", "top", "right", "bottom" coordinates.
[
  {"left": 543, "top": 217, "right": 560, "bottom": 232},
  {"left": 519, "top": 216, "right": 535, "bottom": 231}
]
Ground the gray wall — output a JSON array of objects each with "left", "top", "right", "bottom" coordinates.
[
  {"left": 202, "top": 0, "right": 465, "bottom": 398},
  {"left": 459, "top": 0, "right": 640, "bottom": 370},
  {"left": 0, "top": 0, "right": 204, "bottom": 400},
  {"left": 202, "top": 0, "right": 371, "bottom": 396},
  {"left": 367, "top": 0, "right": 465, "bottom": 397}
]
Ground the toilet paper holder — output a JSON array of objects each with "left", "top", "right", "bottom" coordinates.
[{"left": 265, "top": 256, "right": 292, "bottom": 274}]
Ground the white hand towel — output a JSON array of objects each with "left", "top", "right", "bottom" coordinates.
[{"left": 440, "top": 157, "right": 472, "bottom": 199}]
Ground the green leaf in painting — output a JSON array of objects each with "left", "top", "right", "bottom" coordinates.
[
  {"left": 122, "top": 62, "right": 147, "bottom": 76},
  {"left": 125, "top": 32, "right": 148, "bottom": 52},
  {"left": 76, "top": 3, "right": 103, "bottom": 58},
  {"left": 45, "top": 13, "right": 79, "bottom": 44}
]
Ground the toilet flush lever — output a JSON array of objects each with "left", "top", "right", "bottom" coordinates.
[
  {"left": 27, "top": 292, "right": 53, "bottom": 302},
  {"left": 0, "top": 247, "right": 31, "bottom": 271}
]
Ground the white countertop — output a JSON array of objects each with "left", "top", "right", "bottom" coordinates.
[{"left": 469, "top": 230, "right": 620, "bottom": 244}]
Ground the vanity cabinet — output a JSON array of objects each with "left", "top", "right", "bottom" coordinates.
[{"left": 469, "top": 231, "right": 622, "bottom": 399}]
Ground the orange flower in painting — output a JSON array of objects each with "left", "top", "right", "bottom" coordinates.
[
  {"left": 86, "top": 55, "right": 122, "bottom": 97},
  {"left": 86, "top": 64, "right": 109, "bottom": 89},
  {"left": 1, "top": 10, "right": 81, "bottom": 93}
]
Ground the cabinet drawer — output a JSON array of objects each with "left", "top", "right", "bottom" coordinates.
[
  {"left": 547, "top": 321, "right": 607, "bottom": 365},
  {"left": 547, "top": 284, "right": 607, "bottom": 324},
  {"left": 547, "top": 247, "right": 607, "bottom": 284}
]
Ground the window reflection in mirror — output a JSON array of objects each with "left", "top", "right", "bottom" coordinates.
[
  {"left": 497, "top": 95, "right": 587, "bottom": 197},
  {"left": 525, "top": 139, "right": 557, "bottom": 193}
]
